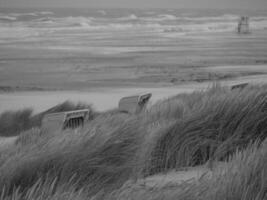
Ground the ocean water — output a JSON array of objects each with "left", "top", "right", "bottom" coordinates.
[
  {"left": 0, "top": 8, "right": 267, "bottom": 113},
  {"left": 0, "top": 8, "right": 267, "bottom": 52}
]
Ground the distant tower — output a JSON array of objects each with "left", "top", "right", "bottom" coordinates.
[{"left": 238, "top": 16, "right": 250, "bottom": 34}]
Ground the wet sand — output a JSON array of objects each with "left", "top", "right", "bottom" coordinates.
[
  {"left": 0, "top": 30, "right": 267, "bottom": 113},
  {"left": 0, "top": 85, "right": 199, "bottom": 113},
  {"left": 1, "top": 31, "right": 267, "bottom": 91},
  {"left": 0, "top": 71, "right": 266, "bottom": 114}
]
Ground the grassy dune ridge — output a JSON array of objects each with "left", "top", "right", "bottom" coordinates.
[
  {"left": 0, "top": 84, "right": 266, "bottom": 199},
  {"left": 0, "top": 101, "right": 94, "bottom": 137},
  {"left": 143, "top": 84, "right": 267, "bottom": 174}
]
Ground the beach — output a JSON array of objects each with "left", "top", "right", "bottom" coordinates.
[{"left": 0, "top": 8, "right": 267, "bottom": 113}]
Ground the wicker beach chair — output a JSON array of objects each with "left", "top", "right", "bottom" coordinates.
[
  {"left": 41, "top": 109, "right": 90, "bottom": 132},
  {"left": 231, "top": 83, "right": 249, "bottom": 90},
  {"left": 118, "top": 93, "right": 152, "bottom": 114}
]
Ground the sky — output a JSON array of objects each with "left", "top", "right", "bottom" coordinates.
[{"left": 1, "top": 0, "right": 267, "bottom": 9}]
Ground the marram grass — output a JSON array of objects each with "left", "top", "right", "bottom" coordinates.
[{"left": 0, "top": 84, "right": 266, "bottom": 200}]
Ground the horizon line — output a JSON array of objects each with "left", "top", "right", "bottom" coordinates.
[{"left": 1, "top": 5, "right": 266, "bottom": 11}]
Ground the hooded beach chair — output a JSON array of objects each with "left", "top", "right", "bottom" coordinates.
[
  {"left": 231, "top": 83, "right": 249, "bottom": 90},
  {"left": 41, "top": 109, "right": 90, "bottom": 133},
  {"left": 118, "top": 93, "right": 152, "bottom": 114}
]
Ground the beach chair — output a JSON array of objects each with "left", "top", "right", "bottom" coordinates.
[
  {"left": 231, "top": 83, "right": 249, "bottom": 90},
  {"left": 41, "top": 109, "right": 90, "bottom": 133},
  {"left": 118, "top": 93, "right": 152, "bottom": 114}
]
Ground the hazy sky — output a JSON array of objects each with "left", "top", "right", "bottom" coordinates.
[{"left": 1, "top": 0, "right": 267, "bottom": 9}]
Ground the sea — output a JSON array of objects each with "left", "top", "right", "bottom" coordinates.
[{"left": 0, "top": 8, "right": 267, "bottom": 51}]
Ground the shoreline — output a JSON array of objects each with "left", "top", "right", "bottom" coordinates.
[
  {"left": 0, "top": 70, "right": 266, "bottom": 114},
  {"left": 1, "top": 63, "right": 266, "bottom": 94}
]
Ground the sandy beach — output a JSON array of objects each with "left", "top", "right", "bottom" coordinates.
[{"left": 0, "top": 70, "right": 266, "bottom": 114}]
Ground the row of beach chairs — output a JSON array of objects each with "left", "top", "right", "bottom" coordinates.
[
  {"left": 41, "top": 93, "right": 152, "bottom": 133},
  {"left": 41, "top": 83, "right": 248, "bottom": 133}
]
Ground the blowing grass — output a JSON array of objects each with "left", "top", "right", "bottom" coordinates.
[
  {"left": 142, "top": 84, "right": 267, "bottom": 175},
  {"left": 0, "top": 101, "right": 94, "bottom": 137},
  {"left": 1, "top": 141, "right": 266, "bottom": 200},
  {"left": 107, "top": 140, "right": 267, "bottom": 200},
  {"left": 0, "top": 109, "right": 34, "bottom": 137},
  {"left": 0, "top": 117, "right": 144, "bottom": 197},
  {"left": 0, "top": 84, "right": 266, "bottom": 200}
]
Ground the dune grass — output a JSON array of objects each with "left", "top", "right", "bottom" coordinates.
[
  {"left": 0, "top": 101, "right": 94, "bottom": 137},
  {"left": 107, "top": 140, "right": 267, "bottom": 200},
  {"left": 0, "top": 109, "right": 34, "bottom": 137},
  {"left": 0, "top": 84, "right": 266, "bottom": 200},
  {"left": 142, "top": 84, "right": 267, "bottom": 175}
]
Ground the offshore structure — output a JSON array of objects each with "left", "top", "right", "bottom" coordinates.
[{"left": 237, "top": 16, "right": 250, "bottom": 34}]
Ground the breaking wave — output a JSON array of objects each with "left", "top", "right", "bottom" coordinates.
[
  {"left": 164, "top": 22, "right": 236, "bottom": 33},
  {"left": 117, "top": 14, "right": 138, "bottom": 21},
  {"left": 33, "top": 15, "right": 267, "bottom": 31},
  {"left": 1, "top": 10, "right": 267, "bottom": 41},
  {"left": 10, "top": 11, "right": 54, "bottom": 17},
  {"left": 157, "top": 14, "right": 178, "bottom": 20},
  {"left": 97, "top": 10, "right": 107, "bottom": 15},
  {"left": 0, "top": 11, "right": 54, "bottom": 22},
  {"left": 182, "top": 14, "right": 240, "bottom": 21},
  {"left": 138, "top": 14, "right": 240, "bottom": 22},
  {"left": 0, "top": 15, "right": 17, "bottom": 21}
]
